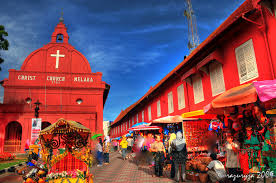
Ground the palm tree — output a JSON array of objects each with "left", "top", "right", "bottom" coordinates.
[{"left": 0, "top": 25, "right": 9, "bottom": 71}]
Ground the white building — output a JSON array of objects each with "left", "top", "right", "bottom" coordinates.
[{"left": 103, "top": 121, "right": 111, "bottom": 136}]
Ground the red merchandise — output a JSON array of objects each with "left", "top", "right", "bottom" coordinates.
[{"left": 239, "top": 151, "right": 249, "bottom": 175}]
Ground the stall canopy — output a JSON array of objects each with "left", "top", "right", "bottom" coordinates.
[
  {"left": 40, "top": 118, "right": 91, "bottom": 135},
  {"left": 181, "top": 110, "right": 216, "bottom": 119},
  {"left": 204, "top": 80, "right": 276, "bottom": 114},
  {"left": 152, "top": 115, "right": 184, "bottom": 123},
  {"left": 128, "top": 125, "right": 161, "bottom": 131},
  {"left": 152, "top": 115, "right": 202, "bottom": 124}
]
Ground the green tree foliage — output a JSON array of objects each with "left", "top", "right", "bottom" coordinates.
[{"left": 0, "top": 25, "right": 9, "bottom": 71}]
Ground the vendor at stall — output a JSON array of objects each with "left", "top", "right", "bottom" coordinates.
[
  {"left": 225, "top": 134, "right": 240, "bottom": 183},
  {"left": 206, "top": 153, "right": 227, "bottom": 183},
  {"left": 243, "top": 125, "right": 260, "bottom": 170}
]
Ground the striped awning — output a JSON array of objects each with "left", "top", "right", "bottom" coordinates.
[{"left": 128, "top": 125, "right": 161, "bottom": 131}]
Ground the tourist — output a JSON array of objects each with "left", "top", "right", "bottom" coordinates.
[
  {"left": 225, "top": 134, "right": 240, "bottom": 183},
  {"left": 112, "top": 139, "right": 118, "bottom": 152},
  {"left": 206, "top": 153, "right": 227, "bottom": 183},
  {"left": 150, "top": 134, "right": 166, "bottom": 177},
  {"left": 171, "top": 131, "right": 187, "bottom": 182},
  {"left": 145, "top": 133, "right": 155, "bottom": 165},
  {"left": 120, "top": 136, "right": 128, "bottom": 160},
  {"left": 168, "top": 132, "right": 176, "bottom": 178},
  {"left": 103, "top": 136, "right": 110, "bottom": 164},
  {"left": 127, "top": 137, "right": 134, "bottom": 153},
  {"left": 96, "top": 138, "right": 103, "bottom": 167}
]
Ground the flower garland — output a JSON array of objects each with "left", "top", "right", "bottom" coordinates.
[{"left": 46, "top": 170, "right": 86, "bottom": 180}]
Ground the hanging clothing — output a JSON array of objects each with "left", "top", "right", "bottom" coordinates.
[
  {"left": 239, "top": 151, "right": 249, "bottom": 175},
  {"left": 225, "top": 142, "right": 240, "bottom": 168},
  {"left": 208, "top": 120, "right": 223, "bottom": 132}
]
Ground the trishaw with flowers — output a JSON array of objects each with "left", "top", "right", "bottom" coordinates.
[{"left": 39, "top": 118, "right": 93, "bottom": 183}]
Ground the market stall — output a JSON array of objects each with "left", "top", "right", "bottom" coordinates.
[
  {"left": 39, "top": 118, "right": 93, "bottom": 183},
  {"left": 204, "top": 80, "right": 276, "bottom": 177},
  {"left": 152, "top": 115, "right": 214, "bottom": 153}
]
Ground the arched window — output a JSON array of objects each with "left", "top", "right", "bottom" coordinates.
[{"left": 56, "top": 34, "right": 64, "bottom": 43}]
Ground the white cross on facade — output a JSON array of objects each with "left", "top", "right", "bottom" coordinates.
[{"left": 50, "top": 50, "right": 65, "bottom": 69}]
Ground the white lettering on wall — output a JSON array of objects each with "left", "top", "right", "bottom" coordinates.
[
  {"left": 47, "top": 76, "right": 65, "bottom": 84},
  {"left": 73, "top": 77, "right": 93, "bottom": 82},
  {"left": 17, "top": 75, "right": 36, "bottom": 80}
]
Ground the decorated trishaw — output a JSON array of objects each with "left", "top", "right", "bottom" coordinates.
[{"left": 39, "top": 118, "right": 93, "bottom": 183}]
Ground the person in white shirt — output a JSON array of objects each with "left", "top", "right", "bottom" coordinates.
[{"left": 206, "top": 153, "right": 227, "bottom": 183}]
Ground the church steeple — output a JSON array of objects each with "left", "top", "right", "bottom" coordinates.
[
  {"left": 59, "top": 10, "right": 64, "bottom": 23},
  {"left": 50, "top": 13, "right": 69, "bottom": 44}
]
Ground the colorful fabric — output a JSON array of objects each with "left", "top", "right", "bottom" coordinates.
[
  {"left": 253, "top": 79, "right": 276, "bottom": 102},
  {"left": 239, "top": 151, "right": 249, "bottom": 175},
  {"left": 50, "top": 152, "right": 87, "bottom": 173}
]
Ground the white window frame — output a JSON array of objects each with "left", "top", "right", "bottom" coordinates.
[
  {"left": 235, "top": 39, "right": 259, "bottom": 84},
  {"left": 209, "top": 62, "right": 225, "bottom": 96},
  {"left": 192, "top": 74, "right": 204, "bottom": 104},
  {"left": 177, "top": 84, "right": 185, "bottom": 110},
  {"left": 142, "top": 110, "right": 144, "bottom": 122},
  {"left": 157, "top": 100, "right": 161, "bottom": 117},
  {"left": 148, "top": 106, "right": 152, "bottom": 121},
  {"left": 136, "top": 114, "right": 138, "bottom": 123},
  {"left": 168, "top": 91, "right": 174, "bottom": 114}
]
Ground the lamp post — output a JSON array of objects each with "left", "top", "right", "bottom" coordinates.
[{"left": 34, "top": 100, "right": 41, "bottom": 118}]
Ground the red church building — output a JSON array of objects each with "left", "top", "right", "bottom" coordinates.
[
  {"left": 110, "top": 0, "right": 276, "bottom": 137},
  {"left": 0, "top": 18, "right": 110, "bottom": 153}
]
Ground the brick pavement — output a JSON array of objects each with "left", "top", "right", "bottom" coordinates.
[{"left": 90, "top": 152, "right": 196, "bottom": 183}]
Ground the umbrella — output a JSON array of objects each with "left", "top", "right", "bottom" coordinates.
[
  {"left": 113, "top": 137, "right": 121, "bottom": 140},
  {"left": 204, "top": 79, "right": 276, "bottom": 114},
  {"left": 128, "top": 125, "right": 161, "bottom": 131},
  {"left": 91, "top": 133, "right": 103, "bottom": 139},
  {"left": 131, "top": 122, "right": 150, "bottom": 127},
  {"left": 125, "top": 133, "right": 132, "bottom": 137}
]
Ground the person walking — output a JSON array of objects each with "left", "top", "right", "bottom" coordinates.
[
  {"left": 103, "top": 136, "right": 110, "bottom": 164},
  {"left": 127, "top": 137, "right": 133, "bottom": 153},
  {"left": 120, "top": 136, "right": 128, "bottom": 160},
  {"left": 168, "top": 132, "right": 176, "bottom": 179},
  {"left": 150, "top": 135, "right": 166, "bottom": 177},
  {"left": 171, "top": 131, "right": 187, "bottom": 182},
  {"left": 112, "top": 139, "right": 118, "bottom": 152},
  {"left": 96, "top": 138, "right": 103, "bottom": 167}
]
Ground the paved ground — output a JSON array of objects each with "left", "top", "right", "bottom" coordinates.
[
  {"left": 2, "top": 152, "right": 274, "bottom": 183},
  {"left": 90, "top": 152, "right": 185, "bottom": 183},
  {"left": 0, "top": 152, "right": 182, "bottom": 183}
]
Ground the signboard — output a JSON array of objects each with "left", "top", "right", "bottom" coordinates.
[{"left": 31, "top": 118, "right": 42, "bottom": 144}]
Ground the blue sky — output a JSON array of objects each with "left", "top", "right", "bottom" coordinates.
[{"left": 0, "top": 0, "right": 244, "bottom": 121}]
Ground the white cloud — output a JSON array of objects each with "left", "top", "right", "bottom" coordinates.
[{"left": 0, "top": 15, "right": 41, "bottom": 73}]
